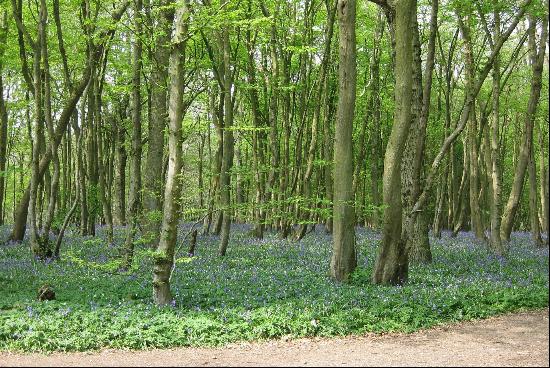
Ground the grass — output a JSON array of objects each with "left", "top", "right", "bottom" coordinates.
[{"left": 0, "top": 224, "right": 548, "bottom": 352}]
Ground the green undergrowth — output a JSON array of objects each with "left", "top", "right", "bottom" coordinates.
[{"left": 0, "top": 225, "right": 547, "bottom": 352}]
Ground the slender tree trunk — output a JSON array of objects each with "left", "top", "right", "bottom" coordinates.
[
  {"left": 330, "top": 0, "right": 357, "bottom": 281},
  {"left": 372, "top": 0, "right": 415, "bottom": 285},
  {"left": 54, "top": 200, "right": 78, "bottom": 258},
  {"left": 404, "top": 0, "right": 437, "bottom": 263},
  {"left": 0, "top": 11, "right": 8, "bottom": 227},
  {"left": 487, "top": 2, "right": 505, "bottom": 254},
  {"left": 452, "top": 141, "right": 469, "bottom": 236},
  {"left": 528, "top": 142, "right": 543, "bottom": 246},
  {"left": 143, "top": 0, "right": 172, "bottom": 247},
  {"left": 322, "top": 76, "right": 335, "bottom": 234},
  {"left": 369, "top": 10, "right": 384, "bottom": 229},
  {"left": 98, "top": 125, "right": 114, "bottom": 243},
  {"left": 279, "top": 55, "right": 292, "bottom": 237},
  {"left": 113, "top": 108, "right": 127, "bottom": 226},
  {"left": 40, "top": 0, "right": 60, "bottom": 251},
  {"left": 76, "top": 99, "right": 88, "bottom": 235},
  {"left": 202, "top": 90, "right": 221, "bottom": 235},
  {"left": 501, "top": 14, "right": 547, "bottom": 241},
  {"left": 218, "top": 28, "right": 235, "bottom": 257},
  {"left": 153, "top": 2, "right": 188, "bottom": 306},
  {"left": 122, "top": 0, "right": 144, "bottom": 270},
  {"left": 538, "top": 120, "right": 549, "bottom": 234},
  {"left": 244, "top": 29, "right": 265, "bottom": 239},
  {"left": 29, "top": 0, "right": 45, "bottom": 257},
  {"left": 458, "top": 16, "right": 486, "bottom": 242}
]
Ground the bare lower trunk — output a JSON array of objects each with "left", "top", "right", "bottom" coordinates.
[
  {"left": 113, "top": 115, "right": 127, "bottom": 226},
  {"left": 539, "top": 121, "right": 549, "bottom": 234},
  {"left": 403, "top": 0, "right": 437, "bottom": 264},
  {"left": 143, "top": 0, "right": 171, "bottom": 247},
  {"left": 330, "top": 0, "right": 357, "bottom": 281},
  {"left": 372, "top": 0, "right": 415, "bottom": 285},
  {"left": 0, "top": 12, "right": 8, "bottom": 227},
  {"left": 122, "top": 0, "right": 144, "bottom": 270},
  {"left": 528, "top": 146, "right": 543, "bottom": 246},
  {"left": 488, "top": 8, "right": 504, "bottom": 255},
  {"left": 153, "top": 3, "right": 188, "bottom": 306},
  {"left": 218, "top": 28, "right": 235, "bottom": 257}
]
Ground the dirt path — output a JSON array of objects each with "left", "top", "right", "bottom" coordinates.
[{"left": 1, "top": 309, "right": 548, "bottom": 367}]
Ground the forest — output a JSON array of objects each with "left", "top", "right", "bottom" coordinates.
[{"left": 0, "top": 0, "right": 548, "bottom": 353}]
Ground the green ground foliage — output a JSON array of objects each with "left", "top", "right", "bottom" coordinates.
[{"left": 0, "top": 225, "right": 547, "bottom": 352}]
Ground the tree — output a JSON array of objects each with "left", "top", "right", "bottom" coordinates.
[
  {"left": 372, "top": 0, "right": 416, "bottom": 285},
  {"left": 0, "top": 10, "right": 8, "bottom": 226},
  {"left": 501, "top": 5, "right": 547, "bottom": 242},
  {"left": 153, "top": 0, "right": 189, "bottom": 306},
  {"left": 122, "top": 0, "right": 145, "bottom": 270},
  {"left": 330, "top": 0, "right": 357, "bottom": 282}
]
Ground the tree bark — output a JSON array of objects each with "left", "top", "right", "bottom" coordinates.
[
  {"left": 538, "top": 120, "right": 549, "bottom": 234},
  {"left": 486, "top": 1, "right": 505, "bottom": 253},
  {"left": 372, "top": 0, "right": 415, "bottom": 285},
  {"left": 369, "top": 10, "right": 384, "bottom": 229},
  {"left": 122, "top": 0, "right": 144, "bottom": 270},
  {"left": 403, "top": 0, "right": 437, "bottom": 264},
  {"left": 528, "top": 141, "right": 543, "bottom": 246},
  {"left": 153, "top": 2, "right": 189, "bottom": 306},
  {"left": 218, "top": 28, "right": 235, "bottom": 257},
  {"left": 0, "top": 11, "right": 8, "bottom": 227},
  {"left": 143, "top": 0, "right": 173, "bottom": 247},
  {"left": 330, "top": 0, "right": 357, "bottom": 282}
]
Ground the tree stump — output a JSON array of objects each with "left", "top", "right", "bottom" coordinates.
[
  {"left": 188, "top": 229, "right": 197, "bottom": 256},
  {"left": 37, "top": 284, "right": 56, "bottom": 301}
]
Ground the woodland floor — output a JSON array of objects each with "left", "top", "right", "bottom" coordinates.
[{"left": 0, "top": 308, "right": 547, "bottom": 367}]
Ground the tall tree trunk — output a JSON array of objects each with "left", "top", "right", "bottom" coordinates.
[
  {"left": 98, "top": 124, "right": 114, "bottom": 243},
  {"left": 487, "top": 2, "right": 505, "bottom": 254},
  {"left": 153, "top": 2, "right": 188, "bottom": 306},
  {"left": 0, "top": 11, "right": 8, "bottom": 227},
  {"left": 372, "top": 0, "right": 415, "bottom": 285},
  {"left": 322, "top": 74, "right": 335, "bottom": 234},
  {"left": 202, "top": 89, "right": 222, "bottom": 235},
  {"left": 218, "top": 28, "right": 235, "bottom": 257},
  {"left": 76, "top": 99, "right": 88, "bottom": 235},
  {"left": 40, "top": 0, "right": 60, "bottom": 252},
  {"left": 330, "top": 0, "right": 357, "bottom": 281},
  {"left": 538, "top": 120, "right": 549, "bottom": 234},
  {"left": 113, "top": 105, "right": 127, "bottom": 226},
  {"left": 123, "top": 0, "right": 144, "bottom": 270},
  {"left": 458, "top": 16, "right": 486, "bottom": 242},
  {"left": 528, "top": 142, "right": 543, "bottom": 246},
  {"left": 85, "top": 67, "right": 98, "bottom": 237},
  {"left": 244, "top": 27, "right": 265, "bottom": 239},
  {"left": 28, "top": 0, "right": 46, "bottom": 257},
  {"left": 143, "top": 0, "right": 172, "bottom": 247},
  {"left": 403, "top": 0, "right": 437, "bottom": 264},
  {"left": 369, "top": 9, "right": 384, "bottom": 229}
]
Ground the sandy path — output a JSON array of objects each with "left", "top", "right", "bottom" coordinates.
[{"left": 1, "top": 309, "right": 548, "bottom": 367}]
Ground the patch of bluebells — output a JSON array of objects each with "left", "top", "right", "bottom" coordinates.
[{"left": 0, "top": 224, "right": 547, "bottom": 352}]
